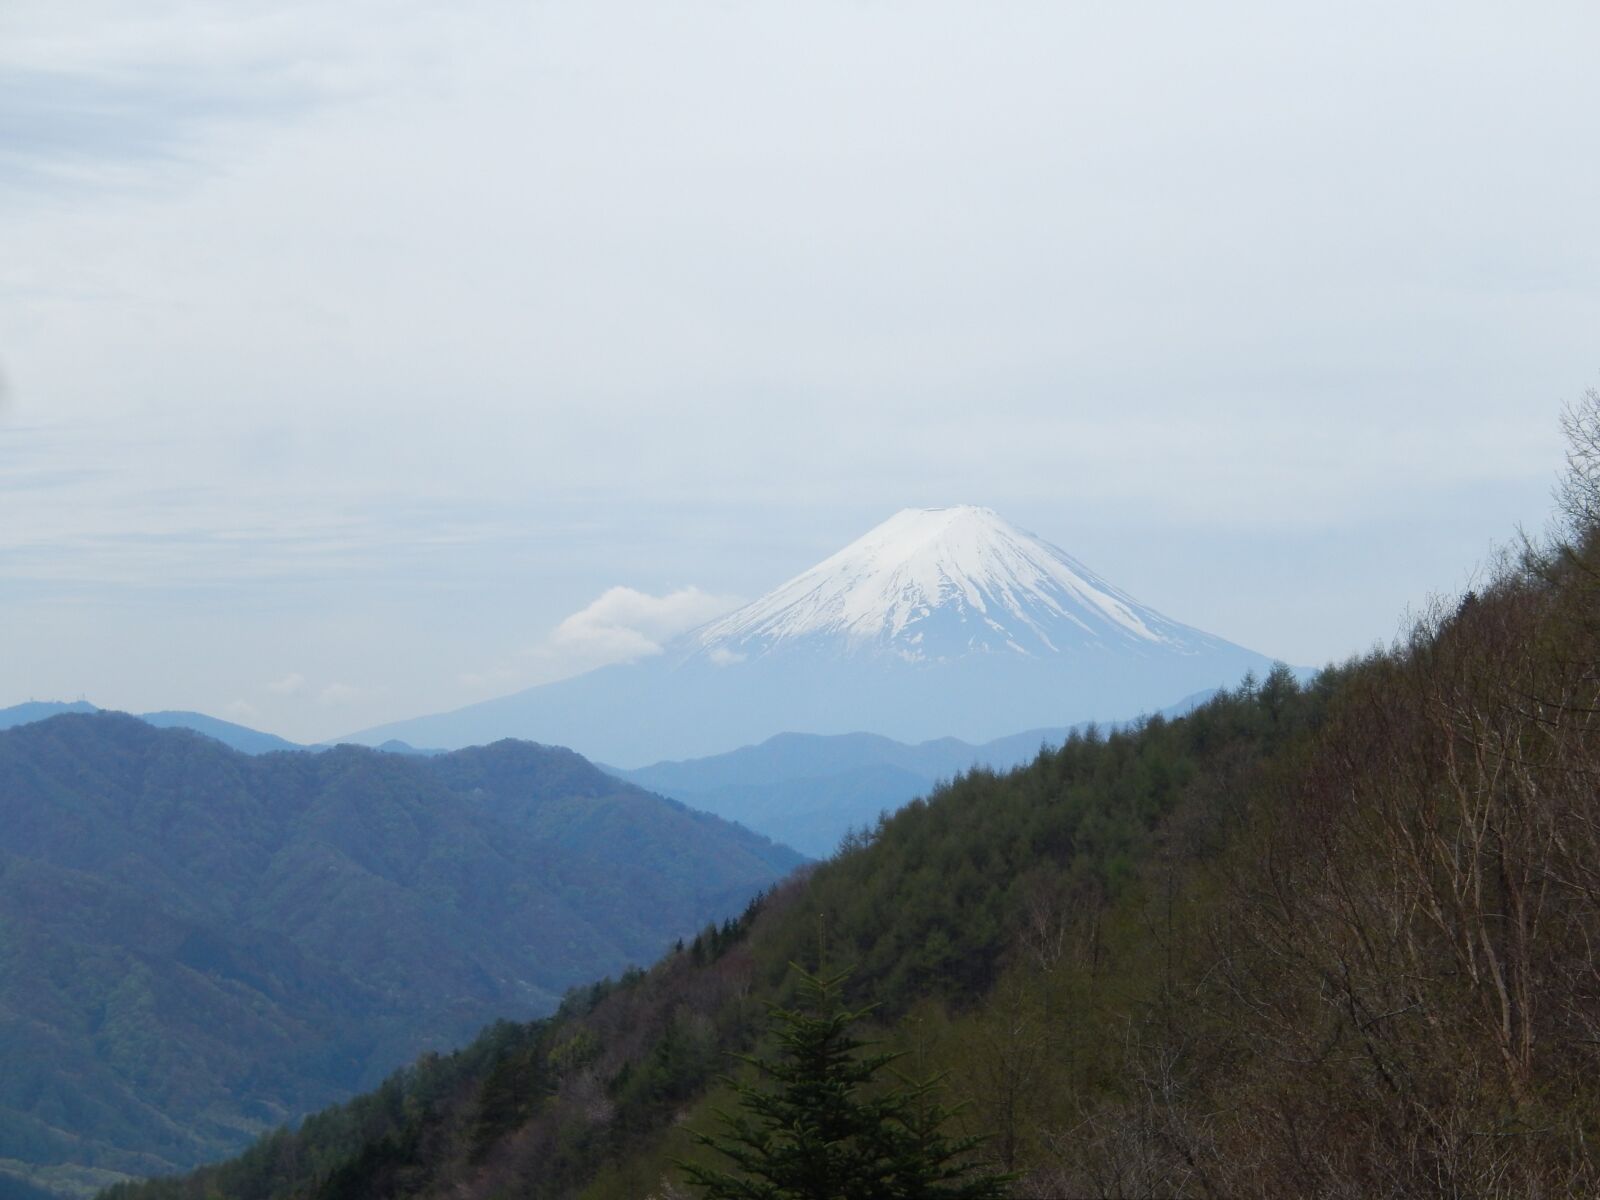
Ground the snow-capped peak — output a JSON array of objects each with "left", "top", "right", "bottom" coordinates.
[{"left": 685, "top": 505, "right": 1200, "bottom": 663}]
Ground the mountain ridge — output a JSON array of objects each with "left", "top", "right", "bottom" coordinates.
[{"left": 604, "top": 687, "right": 1225, "bottom": 855}]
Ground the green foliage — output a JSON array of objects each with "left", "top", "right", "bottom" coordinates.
[
  {"left": 748, "top": 669, "right": 1330, "bottom": 1019},
  {"left": 680, "top": 965, "right": 1010, "bottom": 1200}
]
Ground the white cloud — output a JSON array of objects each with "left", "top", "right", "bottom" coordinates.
[
  {"left": 450, "top": 585, "right": 741, "bottom": 702},
  {"left": 547, "top": 585, "right": 739, "bottom": 666},
  {"left": 708, "top": 647, "right": 746, "bottom": 667},
  {"left": 225, "top": 699, "right": 260, "bottom": 720},
  {"left": 267, "top": 672, "right": 306, "bottom": 695}
]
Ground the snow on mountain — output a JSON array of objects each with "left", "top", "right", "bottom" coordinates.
[
  {"left": 346, "top": 507, "right": 1281, "bottom": 765},
  {"left": 684, "top": 506, "right": 1192, "bottom": 662}
]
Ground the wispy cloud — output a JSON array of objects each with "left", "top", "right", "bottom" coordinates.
[
  {"left": 0, "top": 0, "right": 455, "bottom": 199},
  {"left": 0, "top": 66, "right": 280, "bottom": 195}
]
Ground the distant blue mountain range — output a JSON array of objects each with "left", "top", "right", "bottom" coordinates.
[{"left": 605, "top": 686, "right": 1225, "bottom": 856}]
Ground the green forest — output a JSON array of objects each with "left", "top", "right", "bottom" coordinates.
[
  {"left": 0, "top": 722, "right": 797, "bottom": 1194},
  {"left": 105, "top": 393, "right": 1600, "bottom": 1199}
]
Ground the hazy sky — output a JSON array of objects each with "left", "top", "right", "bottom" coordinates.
[{"left": 3, "top": 1, "right": 1596, "bottom": 743}]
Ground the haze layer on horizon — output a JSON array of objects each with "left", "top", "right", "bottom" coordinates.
[{"left": 2, "top": 1, "right": 1596, "bottom": 743}]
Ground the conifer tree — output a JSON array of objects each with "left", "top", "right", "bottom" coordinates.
[{"left": 679, "top": 965, "right": 1010, "bottom": 1199}]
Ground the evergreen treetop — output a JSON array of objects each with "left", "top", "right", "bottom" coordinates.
[{"left": 679, "top": 964, "right": 1011, "bottom": 1200}]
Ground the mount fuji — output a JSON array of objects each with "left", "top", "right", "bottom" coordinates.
[{"left": 349, "top": 507, "right": 1280, "bottom": 765}]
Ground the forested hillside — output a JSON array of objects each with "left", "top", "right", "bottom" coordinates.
[
  {"left": 0, "top": 719, "right": 799, "bottom": 1199},
  {"left": 106, "top": 403, "right": 1600, "bottom": 1198}
]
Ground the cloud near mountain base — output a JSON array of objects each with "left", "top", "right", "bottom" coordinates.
[
  {"left": 458, "top": 586, "right": 741, "bottom": 694},
  {"left": 550, "top": 586, "right": 738, "bottom": 662}
]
